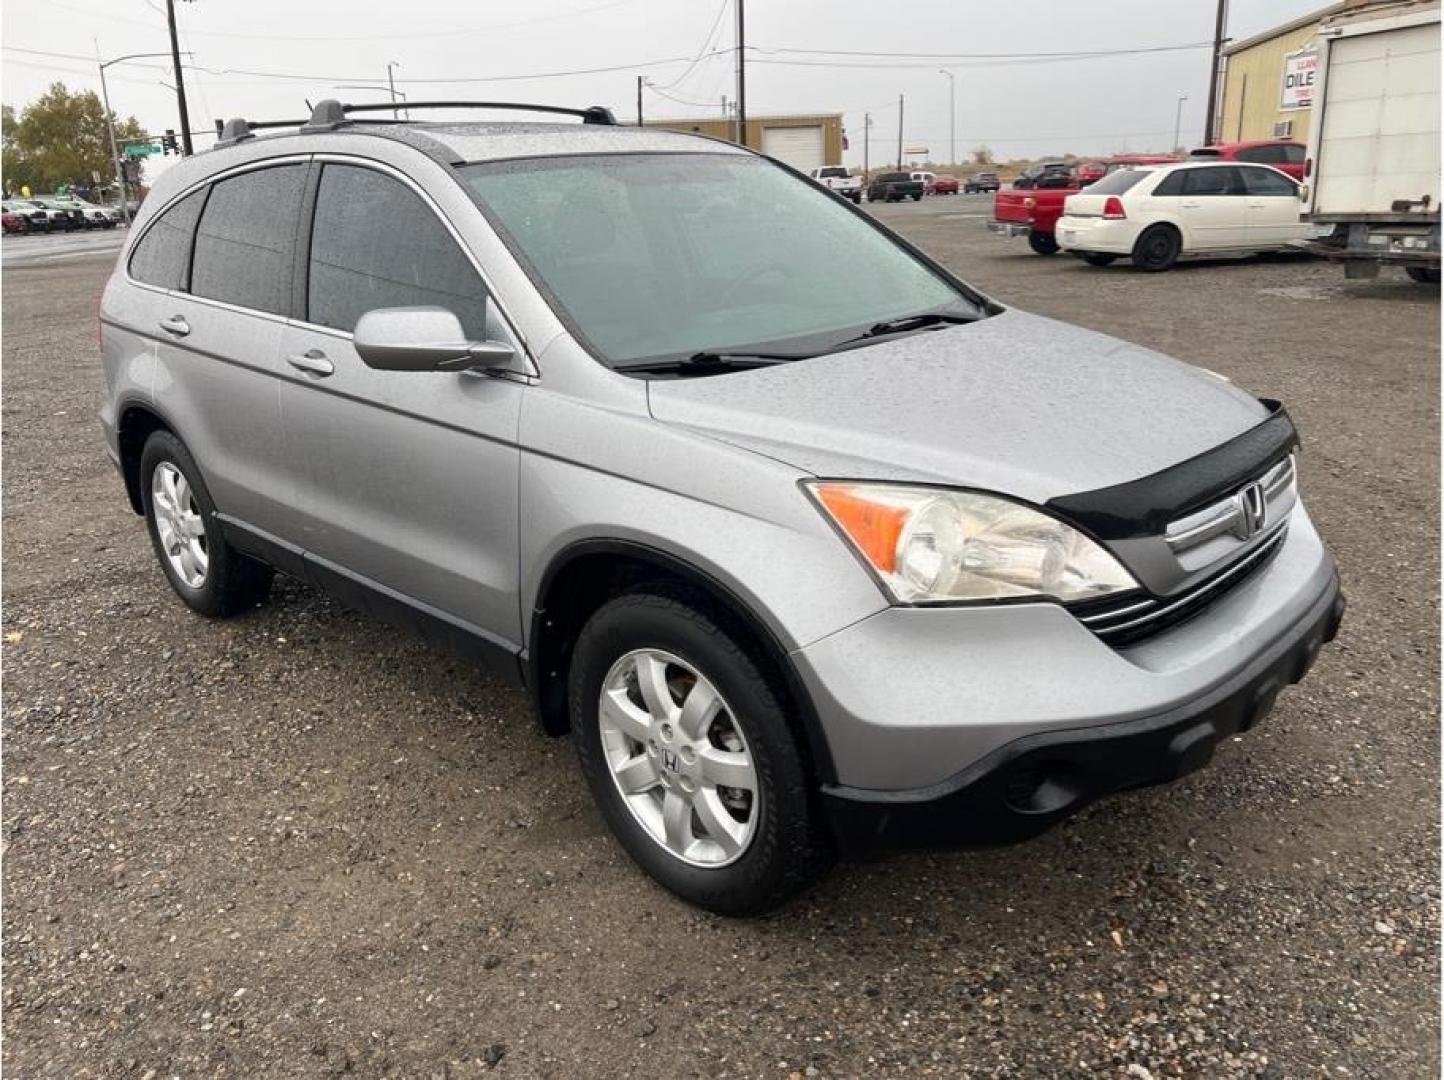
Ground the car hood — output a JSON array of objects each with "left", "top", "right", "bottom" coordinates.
[{"left": 646, "top": 308, "right": 1269, "bottom": 504}]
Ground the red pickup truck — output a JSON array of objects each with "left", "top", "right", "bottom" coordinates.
[{"left": 988, "top": 155, "right": 1180, "bottom": 255}]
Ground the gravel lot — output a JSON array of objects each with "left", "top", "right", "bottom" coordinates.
[{"left": 3, "top": 196, "right": 1439, "bottom": 1077}]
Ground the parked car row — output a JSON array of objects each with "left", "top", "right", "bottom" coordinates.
[
  {"left": 1, "top": 196, "right": 123, "bottom": 233},
  {"left": 988, "top": 140, "right": 1311, "bottom": 266}
]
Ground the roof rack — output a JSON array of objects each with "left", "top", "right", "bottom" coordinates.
[
  {"left": 302, "top": 99, "right": 618, "bottom": 130},
  {"left": 213, "top": 98, "right": 618, "bottom": 149}
]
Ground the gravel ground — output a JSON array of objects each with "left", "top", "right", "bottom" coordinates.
[{"left": 3, "top": 197, "right": 1438, "bottom": 1077}]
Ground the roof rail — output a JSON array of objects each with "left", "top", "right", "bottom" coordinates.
[{"left": 302, "top": 98, "right": 617, "bottom": 131}]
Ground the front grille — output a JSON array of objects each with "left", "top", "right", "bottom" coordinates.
[{"left": 1069, "top": 525, "right": 1289, "bottom": 646}]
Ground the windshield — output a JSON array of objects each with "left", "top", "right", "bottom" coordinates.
[{"left": 463, "top": 153, "right": 971, "bottom": 368}]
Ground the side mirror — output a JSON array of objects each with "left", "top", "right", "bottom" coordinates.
[{"left": 353, "top": 306, "right": 516, "bottom": 373}]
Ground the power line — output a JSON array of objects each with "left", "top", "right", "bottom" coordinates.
[
  {"left": 39, "top": 0, "right": 643, "bottom": 42},
  {"left": 756, "top": 41, "right": 1213, "bottom": 60},
  {"left": 650, "top": 0, "right": 731, "bottom": 91}
]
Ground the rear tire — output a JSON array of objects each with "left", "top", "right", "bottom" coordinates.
[
  {"left": 911, "top": 193, "right": 922, "bottom": 202},
  {"left": 1406, "top": 266, "right": 1440, "bottom": 285},
  {"left": 1131, "top": 224, "right": 1181, "bottom": 272},
  {"left": 1028, "top": 230, "right": 1059, "bottom": 256},
  {"left": 1081, "top": 252, "right": 1117, "bottom": 267},
  {"left": 569, "top": 590, "right": 832, "bottom": 915},
  {"left": 140, "top": 431, "right": 273, "bottom": 618}
]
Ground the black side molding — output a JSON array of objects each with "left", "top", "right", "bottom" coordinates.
[{"left": 1046, "top": 399, "right": 1299, "bottom": 540}]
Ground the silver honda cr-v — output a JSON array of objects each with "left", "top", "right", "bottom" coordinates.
[{"left": 99, "top": 100, "right": 1344, "bottom": 914}]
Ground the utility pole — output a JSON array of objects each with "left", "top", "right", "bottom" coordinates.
[
  {"left": 165, "top": 0, "right": 193, "bottom": 155},
  {"left": 637, "top": 75, "right": 644, "bottom": 126},
  {"left": 1203, "top": 0, "right": 1228, "bottom": 145},
  {"left": 896, "top": 94, "right": 904, "bottom": 170},
  {"left": 734, "top": 0, "right": 747, "bottom": 146},
  {"left": 387, "top": 62, "right": 400, "bottom": 120},
  {"left": 863, "top": 112, "right": 871, "bottom": 179},
  {"left": 1173, "top": 93, "right": 1189, "bottom": 153},
  {"left": 939, "top": 70, "right": 955, "bottom": 167}
]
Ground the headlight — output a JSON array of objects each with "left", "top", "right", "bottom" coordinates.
[{"left": 806, "top": 481, "right": 1139, "bottom": 604}]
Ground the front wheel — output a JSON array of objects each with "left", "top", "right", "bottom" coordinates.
[
  {"left": 1081, "top": 252, "right": 1117, "bottom": 267},
  {"left": 1028, "top": 230, "right": 1059, "bottom": 256},
  {"left": 1131, "top": 224, "right": 1181, "bottom": 272},
  {"left": 569, "top": 591, "right": 832, "bottom": 915},
  {"left": 140, "top": 431, "right": 273, "bottom": 617},
  {"left": 1406, "top": 266, "right": 1440, "bottom": 284},
  {"left": 911, "top": 193, "right": 922, "bottom": 202}
]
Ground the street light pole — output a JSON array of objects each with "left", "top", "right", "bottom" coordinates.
[
  {"left": 164, "top": 0, "right": 193, "bottom": 154},
  {"left": 97, "top": 48, "right": 184, "bottom": 224},
  {"left": 387, "top": 62, "right": 401, "bottom": 120},
  {"left": 939, "top": 69, "right": 955, "bottom": 168},
  {"left": 1173, "top": 94, "right": 1189, "bottom": 153},
  {"left": 896, "top": 94, "right": 904, "bottom": 170}
]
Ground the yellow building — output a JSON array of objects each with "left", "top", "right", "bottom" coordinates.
[
  {"left": 1217, "top": 3, "right": 1353, "bottom": 144},
  {"left": 643, "top": 114, "right": 844, "bottom": 173}
]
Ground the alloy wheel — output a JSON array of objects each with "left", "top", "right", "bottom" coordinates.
[
  {"left": 151, "top": 461, "right": 209, "bottom": 588},
  {"left": 598, "top": 648, "right": 760, "bottom": 867}
]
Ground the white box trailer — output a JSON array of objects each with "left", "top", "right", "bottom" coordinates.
[{"left": 1298, "top": 0, "right": 1441, "bottom": 281}]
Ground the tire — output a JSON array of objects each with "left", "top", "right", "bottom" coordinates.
[
  {"left": 139, "top": 430, "right": 273, "bottom": 617},
  {"left": 1028, "top": 230, "right": 1059, "bottom": 256},
  {"left": 569, "top": 590, "right": 832, "bottom": 915},
  {"left": 1131, "top": 224, "right": 1181, "bottom": 272},
  {"left": 1081, "top": 252, "right": 1117, "bottom": 267},
  {"left": 911, "top": 193, "right": 922, "bottom": 202},
  {"left": 1406, "top": 266, "right": 1440, "bottom": 285}
]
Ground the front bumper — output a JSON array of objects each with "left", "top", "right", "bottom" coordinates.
[
  {"left": 987, "top": 220, "right": 1032, "bottom": 238},
  {"left": 821, "top": 570, "right": 1343, "bottom": 854}
]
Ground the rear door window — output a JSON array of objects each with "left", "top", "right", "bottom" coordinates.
[
  {"left": 306, "top": 163, "right": 488, "bottom": 340},
  {"left": 1241, "top": 166, "right": 1298, "bottom": 196},
  {"left": 1183, "top": 167, "right": 1243, "bottom": 196},
  {"left": 190, "top": 164, "right": 308, "bottom": 316},
  {"left": 128, "top": 187, "right": 208, "bottom": 291}
]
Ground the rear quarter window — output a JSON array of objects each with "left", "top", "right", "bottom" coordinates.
[
  {"left": 128, "top": 187, "right": 208, "bottom": 291},
  {"left": 1083, "top": 169, "right": 1150, "bottom": 195}
]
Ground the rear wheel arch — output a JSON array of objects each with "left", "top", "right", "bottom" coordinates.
[
  {"left": 118, "top": 403, "right": 176, "bottom": 515},
  {"left": 526, "top": 540, "right": 837, "bottom": 785}
]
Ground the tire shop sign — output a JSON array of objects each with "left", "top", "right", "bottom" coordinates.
[{"left": 1281, "top": 49, "right": 1318, "bottom": 110}]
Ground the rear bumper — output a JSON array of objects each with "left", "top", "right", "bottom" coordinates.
[
  {"left": 987, "top": 221, "right": 1032, "bottom": 238},
  {"left": 821, "top": 572, "right": 1344, "bottom": 855},
  {"left": 1056, "top": 216, "right": 1139, "bottom": 254}
]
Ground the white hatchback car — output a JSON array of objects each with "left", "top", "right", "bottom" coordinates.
[{"left": 1056, "top": 161, "right": 1308, "bottom": 271}]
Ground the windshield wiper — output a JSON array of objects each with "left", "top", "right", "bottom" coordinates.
[
  {"left": 621, "top": 350, "right": 802, "bottom": 375},
  {"left": 830, "top": 309, "right": 978, "bottom": 350}
]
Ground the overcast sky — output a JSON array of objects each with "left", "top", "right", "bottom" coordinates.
[{"left": 4, "top": 0, "right": 1325, "bottom": 176}]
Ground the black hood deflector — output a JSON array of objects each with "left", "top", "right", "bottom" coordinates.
[{"left": 1046, "top": 400, "right": 1298, "bottom": 541}]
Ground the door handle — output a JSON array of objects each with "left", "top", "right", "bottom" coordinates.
[
  {"left": 158, "top": 314, "right": 190, "bottom": 337},
  {"left": 1180, "top": 200, "right": 1201, "bottom": 209},
  {"left": 286, "top": 348, "right": 334, "bottom": 377}
]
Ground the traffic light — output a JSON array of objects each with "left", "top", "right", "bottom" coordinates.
[{"left": 162, "top": 129, "right": 179, "bottom": 155}]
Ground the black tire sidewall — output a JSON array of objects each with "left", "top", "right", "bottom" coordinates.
[
  {"left": 139, "top": 431, "right": 262, "bottom": 616},
  {"left": 569, "top": 592, "right": 827, "bottom": 915},
  {"left": 1133, "top": 225, "right": 1180, "bottom": 271}
]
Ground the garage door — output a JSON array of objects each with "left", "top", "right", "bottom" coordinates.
[{"left": 761, "top": 126, "right": 825, "bottom": 174}]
